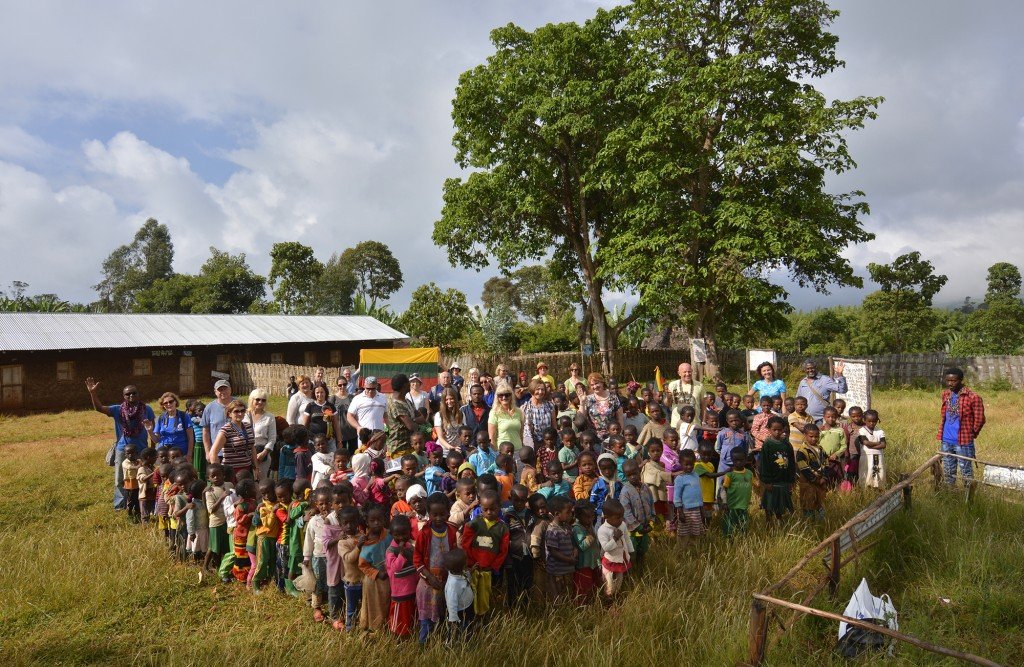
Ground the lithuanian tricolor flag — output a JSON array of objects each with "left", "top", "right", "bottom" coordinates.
[{"left": 359, "top": 347, "right": 441, "bottom": 392}]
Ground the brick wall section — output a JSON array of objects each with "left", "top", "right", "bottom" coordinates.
[{"left": 0, "top": 340, "right": 394, "bottom": 411}]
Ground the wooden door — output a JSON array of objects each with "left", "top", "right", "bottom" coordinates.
[
  {"left": 1, "top": 365, "right": 24, "bottom": 409},
  {"left": 179, "top": 356, "right": 196, "bottom": 395}
]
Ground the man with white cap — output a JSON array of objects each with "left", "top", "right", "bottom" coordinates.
[
  {"left": 201, "top": 379, "right": 234, "bottom": 459},
  {"left": 347, "top": 375, "right": 388, "bottom": 431}
]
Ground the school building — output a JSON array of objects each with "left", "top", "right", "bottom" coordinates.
[{"left": 0, "top": 313, "right": 408, "bottom": 411}]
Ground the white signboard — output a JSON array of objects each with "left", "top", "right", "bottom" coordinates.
[
  {"left": 837, "top": 491, "right": 902, "bottom": 553},
  {"left": 832, "top": 357, "right": 871, "bottom": 414},
  {"left": 983, "top": 465, "right": 1024, "bottom": 491},
  {"left": 747, "top": 349, "right": 777, "bottom": 372},
  {"left": 690, "top": 339, "right": 708, "bottom": 364}
]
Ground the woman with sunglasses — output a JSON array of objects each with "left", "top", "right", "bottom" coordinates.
[
  {"left": 487, "top": 381, "right": 524, "bottom": 453},
  {"left": 149, "top": 391, "right": 194, "bottom": 463},
  {"left": 208, "top": 399, "right": 257, "bottom": 478},
  {"left": 243, "top": 388, "right": 277, "bottom": 481},
  {"left": 85, "top": 377, "right": 155, "bottom": 510}
]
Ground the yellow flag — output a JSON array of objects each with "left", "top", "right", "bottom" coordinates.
[{"left": 654, "top": 365, "right": 664, "bottom": 392}]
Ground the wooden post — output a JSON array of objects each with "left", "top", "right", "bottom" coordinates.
[
  {"left": 828, "top": 537, "right": 841, "bottom": 596},
  {"left": 900, "top": 473, "right": 912, "bottom": 511},
  {"left": 747, "top": 599, "right": 769, "bottom": 666},
  {"left": 932, "top": 457, "right": 943, "bottom": 491},
  {"left": 966, "top": 479, "right": 977, "bottom": 505}
]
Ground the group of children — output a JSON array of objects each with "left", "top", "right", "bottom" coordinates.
[{"left": 116, "top": 380, "right": 890, "bottom": 645}]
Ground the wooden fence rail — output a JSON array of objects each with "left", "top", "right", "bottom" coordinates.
[{"left": 748, "top": 452, "right": 1024, "bottom": 665}]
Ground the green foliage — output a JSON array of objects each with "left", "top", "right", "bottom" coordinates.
[
  {"left": 480, "top": 263, "right": 577, "bottom": 325},
  {"left": 866, "top": 251, "right": 947, "bottom": 306},
  {"left": 435, "top": 0, "right": 879, "bottom": 363},
  {"left": 350, "top": 293, "right": 398, "bottom": 327},
  {"left": 395, "top": 282, "right": 475, "bottom": 352},
  {"left": 604, "top": 0, "right": 879, "bottom": 364},
  {"left": 93, "top": 218, "right": 175, "bottom": 312},
  {"left": 858, "top": 290, "right": 940, "bottom": 354},
  {"left": 335, "top": 241, "right": 403, "bottom": 311},
  {"left": 480, "top": 302, "right": 521, "bottom": 354},
  {"left": 133, "top": 274, "right": 198, "bottom": 313},
  {"left": 317, "top": 254, "right": 357, "bottom": 314},
  {"left": 954, "top": 297, "right": 1024, "bottom": 355},
  {"left": 267, "top": 242, "right": 323, "bottom": 314},
  {"left": 984, "top": 262, "right": 1021, "bottom": 302},
  {"left": 517, "top": 312, "right": 578, "bottom": 353},
  {"left": 0, "top": 282, "right": 85, "bottom": 312},
  {"left": 134, "top": 248, "right": 265, "bottom": 314},
  {"left": 189, "top": 249, "right": 266, "bottom": 314}
]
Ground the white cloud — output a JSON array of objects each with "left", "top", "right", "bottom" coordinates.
[{"left": 1, "top": 0, "right": 1023, "bottom": 313}]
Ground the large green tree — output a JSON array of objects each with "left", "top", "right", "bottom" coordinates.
[
  {"left": 858, "top": 252, "right": 947, "bottom": 353},
  {"left": 395, "top": 283, "right": 474, "bottom": 352},
  {"left": 954, "top": 262, "right": 1024, "bottom": 355},
  {"left": 267, "top": 241, "right": 323, "bottom": 314},
  {"left": 94, "top": 218, "right": 175, "bottom": 312},
  {"left": 435, "top": 0, "right": 879, "bottom": 373},
  {"left": 134, "top": 248, "right": 265, "bottom": 314},
  {"left": 335, "top": 241, "right": 404, "bottom": 311}
]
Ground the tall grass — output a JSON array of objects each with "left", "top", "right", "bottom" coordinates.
[{"left": 1, "top": 390, "right": 1022, "bottom": 665}]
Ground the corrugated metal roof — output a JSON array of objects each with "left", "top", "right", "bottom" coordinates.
[{"left": 0, "top": 313, "right": 409, "bottom": 352}]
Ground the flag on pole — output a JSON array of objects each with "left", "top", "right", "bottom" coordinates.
[{"left": 654, "top": 365, "right": 664, "bottom": 392}]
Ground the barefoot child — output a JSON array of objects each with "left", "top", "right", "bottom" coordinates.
[
  {"left": 358, "top": 506, "right": 391, "bottom": 632},
  {"left": 619, "top": 459, "right": 654, "bottom": 569},
  {"left": 597, "top": 498, "right": 632, "bottom": 602},
  {"left": 543, "top": 495, "right": 576, "bottom": 605},
  {"left": 856, "top": 409, "right": 888, "bottom": 489},
  {"left": 721, "top": 449, "right": 754, "bottom": 536},
  {"left": 795, "top": 423, "right": 827, "bottom": 520},
  {"left": 302, "top": 488, "right": 332, "bottom": 622},
  {"left": 760, "top": 416, "right": 796, "bottom": 524},
  {"left": 413, "top": 493, "right": 457, "bottom": 644},
  {"left": 571, "top": 500, "right": 600, "bottom": 605},
  {"left": 385, "top": 515, "right": 418, "bottom": 638},
  {"left": 461, "top": 490, "right": 510, "bottom": 618},
  {"left": 672, "top": 450, "right": 705, "bottom": 549}
]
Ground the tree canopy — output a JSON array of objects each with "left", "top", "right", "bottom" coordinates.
[
  {"left": 93, "top": 218, "right": 174, "bottom": 312},
  {"left": 267, "top": 241, "right": 324, "bottom": 314},
  {"left": 335, "top": 241, "right": 404, "bottom": 311},
  {"left": 435, "top": 0, "right": 879, "bottom": 372},
  {"left": 395, "top": 282, "right": 474, "bottom": 352}
]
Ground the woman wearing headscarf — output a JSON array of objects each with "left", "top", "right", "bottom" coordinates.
[{"left": 85, "top": 377, "right": 155, "bottom": 510}]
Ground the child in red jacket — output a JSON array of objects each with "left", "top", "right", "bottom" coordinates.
[{"left": 460, "top": 490, "right": 509, "bottom": 617}]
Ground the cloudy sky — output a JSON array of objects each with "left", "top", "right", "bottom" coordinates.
[{"left": 0, "top": 0, "right": 1021, "bottom": 311}]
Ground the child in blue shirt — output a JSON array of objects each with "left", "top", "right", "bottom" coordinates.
[
  {"left": 589, "top": 453, "right": 623, "bottom": 524},
  {"left": 538, "top": 461, "right": 571, "bottom": 500},
  {"left": 423, "top": 445, "right": 446, "bottom": 497},
  {"left": 673, "top": 449, "right": 706, "bottom": 549},
  {"left": 468, "top": 431, "right": 497, "bottom": 476}
]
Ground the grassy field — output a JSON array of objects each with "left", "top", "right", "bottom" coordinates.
[{"left": 2, "top": 389, "right": 1023, "bottom": 665}]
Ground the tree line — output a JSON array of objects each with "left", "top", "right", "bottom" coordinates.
[{"left": 5, "top": 2, "right": 1020, "bottom": 363}]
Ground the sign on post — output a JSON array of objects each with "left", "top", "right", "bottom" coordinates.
[
  {"left": 831, "top": 357, "right": 872, "bottom": 414},
  {"left": 690, "top": 339, "right": 707, "bottom": 363}
]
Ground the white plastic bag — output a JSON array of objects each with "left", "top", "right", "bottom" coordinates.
[
  {"left": 223, "top": 490, "right": 239, "bottom": 530},
  {"left": 838, "top": 578, "right": 898, "bottom": 656}
]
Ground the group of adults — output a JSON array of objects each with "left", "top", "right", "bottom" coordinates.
[{"left": 89, "top": 355, "right": 985, "bottom": 511}]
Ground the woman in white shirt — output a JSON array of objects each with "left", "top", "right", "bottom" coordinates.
[
  {"left": 243, "top": 387, "right": 277, "bottom": 481},
  {"left": 406, "top": 374, "right": 429, "bottom": 414},
  {"left": 286, "top": 374, "right": 314, "bottom": 424}
]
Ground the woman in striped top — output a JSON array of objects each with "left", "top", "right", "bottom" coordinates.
[{"left": 208, "top": 399, "right": 257, "bottom": 478}]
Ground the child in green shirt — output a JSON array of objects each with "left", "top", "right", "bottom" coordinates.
[
  {"left": 759, "top": 416, "right": 796, "bottom": 523},
  {"left": 721, "top": 449, "right": 754, "bottom": 536}
]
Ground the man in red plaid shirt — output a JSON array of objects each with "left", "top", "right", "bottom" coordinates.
[{"left": 937, "top": 367, "right": 985, "bottom": 485}]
